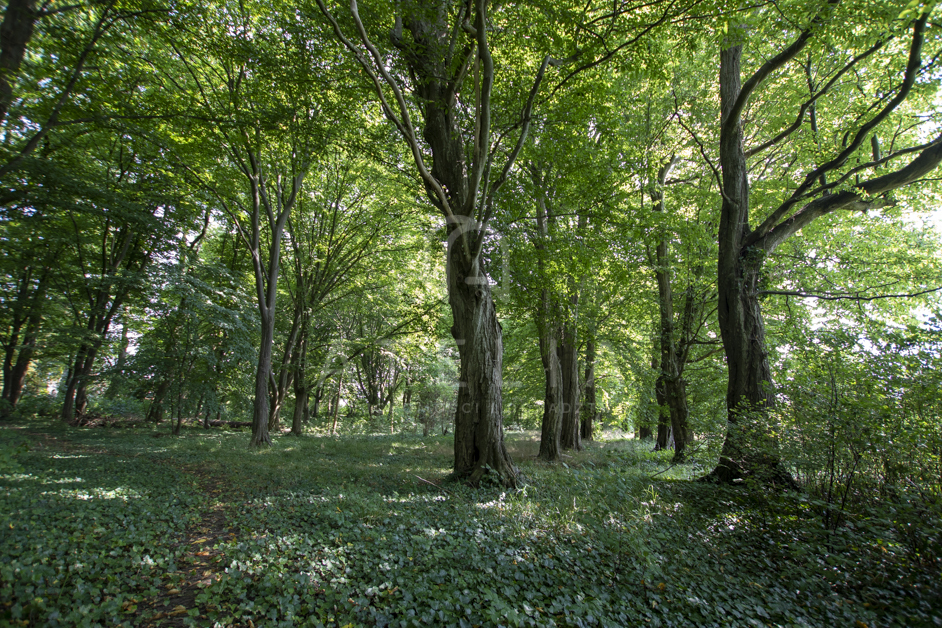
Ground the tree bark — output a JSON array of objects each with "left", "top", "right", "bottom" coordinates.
[
  {"left": 653, "top": 374, "right": 671, "bottom": 451},
  {"left": 315, "top": 0, "right": 544, "bottom": 486},
  {"left": 146, "top": 380, "right": 170, "bottom": 425},
  {"left": 1, "top": 265, "right": 47, "bottom": 413},
  {"left": 708, "top": 44, "right": 793, "bottom": 485},
  {"left": 0, "top": 0, "right": 38, "bottom": 127},
  {"left": 537, "top": 289, "right": 563, "bottom": 461},
  {"left": 250, "top": 306, "right": 274, "bottom": 445},
  {"left": 581, "top": 339, "right": 596, "bottom": 441},
  {"left": 448, "top": 243, "right": 518, "bottom": 486},
  {"left": 558, "top": 324, "right": 582, "bottom": 451},
  {"left": 651, "top": 157, "right": 690, "bottom": 463},
  {"left": 330, "top": 373, "right": 342, "bottom": 436}
]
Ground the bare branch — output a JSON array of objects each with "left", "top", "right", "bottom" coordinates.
[{"left": 760, "top": 286, "right": 942, "bottom": 301}]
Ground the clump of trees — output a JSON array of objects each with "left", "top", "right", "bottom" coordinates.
[{"left": 2, "top": 0, "right": 941, "bottom": 503}]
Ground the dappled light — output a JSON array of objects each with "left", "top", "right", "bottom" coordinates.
[
  {"left": 4, "top": 427, "right": 939, "bottom": 626},
  {"left": 2, "top": 0, "right": 942, "bottom": 624}
]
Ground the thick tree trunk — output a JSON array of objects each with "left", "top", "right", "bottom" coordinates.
[
  {"left": 581, "top": 339, "right": 596, "bottom": 441},
  {"left": 1, "top": 269, "right": 47, "bottom": 414},
  {"left": 0, "top": 0, "right": 38, "bottom": 127},
  {"left": 558, "top": 325, "right": 582, "bottom": 451},
  {"left": 448, "top": 246, "right": 517, "bottom": 487},
  {"left": 146, "top": 380, "right": 170, "bottom": 425},
  {"left": 62, "top": 345, "right": 97, "bottom": 422},
  {"left": 708, "top": 45, "right": 795, "bottom": 486},
  {"left": 2, "top": 330, "right": 38, "bottom": 413},
  {"left": 537, "top": 290, "right": 563, "bottom": 461}
]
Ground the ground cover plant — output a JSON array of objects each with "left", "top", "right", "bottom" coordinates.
[{"left": 2, "top": 420, "right": 939, "bottom": 627}]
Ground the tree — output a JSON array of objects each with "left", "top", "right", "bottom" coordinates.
[
  {"left": 157, "top": 0, "right": 339, "bottom": 445},
  {"left": 316, "top": 0, "right": 558, "bottom": 485},
  {"left": 707, "top": 1, "right": 942, "bottom": 482}
]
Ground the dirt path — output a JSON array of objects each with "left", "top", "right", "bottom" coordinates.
[
  {"left": 11, "top": 427, "right": 239, "bottom": 627},
  {"left": 137, "top": 469, "right": 233, "bottom": 627}
]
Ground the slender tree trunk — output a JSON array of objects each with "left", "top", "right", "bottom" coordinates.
[
  {"left": 448, "top": 246, "right": 517, "bottom": 487},
  {"left": 104, "top": 320, "right": 129, "bottom": 399},
  {"left": 650, "top": 157, "right": 690, "bottom": 462},
  {"left": 537, "top": 290, "right": 563, "bottom": 461},
  {"left": 291, "top": 386, "right": 308, "bottom": 436},
  {"left": 330, "top": 373, "right": 342, "bottom": 436},
  {"left": 530, "top": 164, "right": 563, "bottom": 462},
  {"left": 290, "top": 329, "right": 308, "bottom": 436},
  {"left": 251, "top": 306, "right": 274, "bottom": 446},
  {"left": 559, "top": 324, "right": 582, "bottom": 451},
  {"left": 581, "top": 339, "right": 596, "bottom": 442},
  {"left": 311, "top": 386, "right": 321, "bottom": 421},
  {"left": 172, "top": 397, "right": 184, "bottom": 436}
]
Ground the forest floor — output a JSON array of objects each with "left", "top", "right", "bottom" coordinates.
[{"left": 1, "top": 419, "right": 939, "bottom": 627}]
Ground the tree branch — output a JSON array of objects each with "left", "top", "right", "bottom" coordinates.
[
  {"left": 760, "top": 286, "right": 942, "bottom": 301},
  {"left": 315, "top": 0, "right": 457, "bottom": 223}
]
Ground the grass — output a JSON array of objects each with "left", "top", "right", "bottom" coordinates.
[{"left": 1, "top": 419, "right": 939, "bottom": 627}]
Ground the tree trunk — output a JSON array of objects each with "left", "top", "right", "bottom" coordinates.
[
  {"left": 62, "top": 344, "right": 98, "bottom": 422},
  {"left": 311, "top": 385, "right": 321, "bottom": 421},
  {"left": 581, "top": 339, "right": 596, "bottom": 442},
  {"left": 1, "top": 266, "right": 47, "bottom": 414},
  {"left": 292, "top": 382, "right": 308, "bottom": 436},
  {"left": 250, "top": 307, "right": 274, "bottom": 446},
  {"left": 537, "top": 290, "right": 563, "bottom": 462},
  {"left": 146, "top": 380, "right": 169, "bottom": 425},
  {"left": 330, "top": 373, "right": 342, "bottom": 436},
  {"left": 448, "top": 246, "right": 518, "bottom": 487},
  {"left": 0, "top": 0, "right": 38, "bottom": 127},
  {"left": 651, "top": 157, "right": 690, "bottom": 462},
  {"left": 559, "top": 324, "right": 582, "bottom": 451},
  {"left": 104, "top": 320, "right": 129, "bottom": 399},
  {"left": 708, "top": 44, "right": 794, "bottom": 486},
  {"left": 653, "top": 375, "right": 671, "bottom": 451}
]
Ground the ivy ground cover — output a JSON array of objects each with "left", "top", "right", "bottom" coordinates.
[{"left": 1, "top": 424, "right": 939, "bottom": 627}]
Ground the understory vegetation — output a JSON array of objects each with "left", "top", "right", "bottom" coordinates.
[{"left": 2, "top": 419, "right": 939, "bottom": 628}]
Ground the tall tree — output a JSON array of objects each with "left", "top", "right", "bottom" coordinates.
[
  {"left": 158, "top": 0, "right": 338, "bottom": 445},
  {"left": 707, "top": 1, "right": 942, "bottom": 482},
  {"left": 316, "top": 0, "right": 559, "bottom": 485}
]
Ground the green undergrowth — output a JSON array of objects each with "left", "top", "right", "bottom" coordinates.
[
  {"left": 1, "top": 422, "right": 939, "bottom": 627},
  {"left": 0, "top": 426, "right": 205, "bottom": 626}
]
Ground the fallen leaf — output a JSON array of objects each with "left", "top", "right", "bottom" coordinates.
[{"left": 169, "top": 605, "right": 187, "bottom": 617}]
